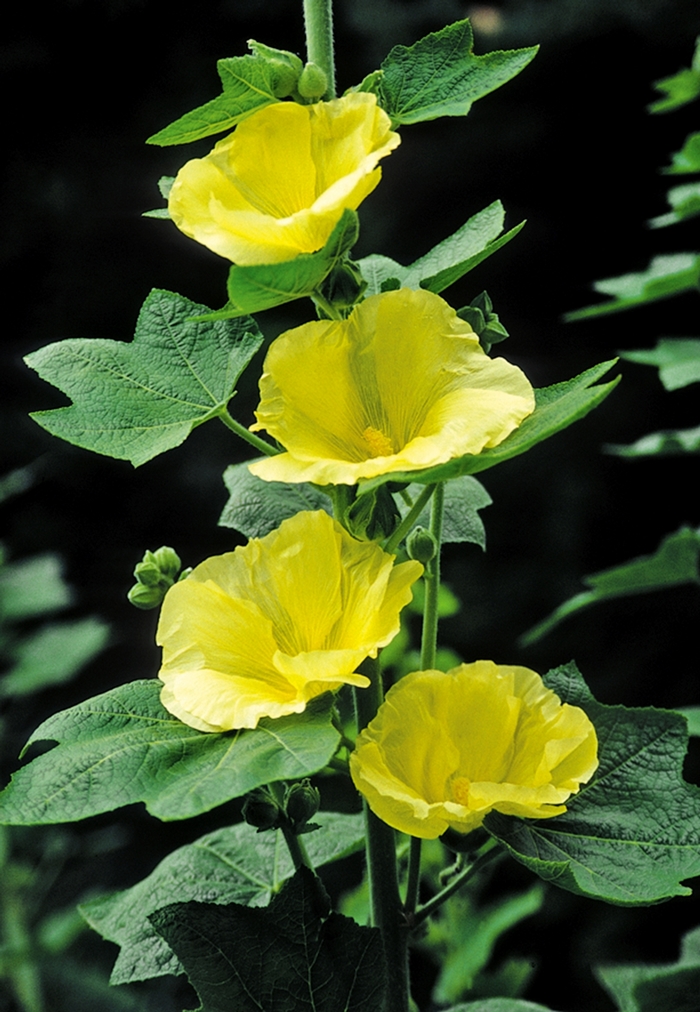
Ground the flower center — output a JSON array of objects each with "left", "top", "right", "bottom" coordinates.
[
  {"left": 362, "top": 426, "right": 394, "bottom": 458},
  {"left": 450, "top": 776, "right": 471, "bottom": 807}
]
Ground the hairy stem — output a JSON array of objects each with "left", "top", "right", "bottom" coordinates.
[{"left": 303, "top": 0, "right": 336, "bottom": 98}]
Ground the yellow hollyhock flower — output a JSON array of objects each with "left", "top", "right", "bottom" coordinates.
[
  {"left": 249, "top": 288, "right": 535, "bottom": 486},
  {"left": 349, "top": 661, "right": 598, "bottom": 838},
  {"left": 156, "top": 510, "right": 422, "bottom": 732},
  {"left": 167, "top": 92, "right": 400, "bottom": 266}
]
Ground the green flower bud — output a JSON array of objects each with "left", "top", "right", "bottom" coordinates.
[
  {"left": 269, "top": 60, "right": 300, "bottom": 99},
  {"left": 345, "top": 486, "right": 400, "bottom": 542},
  {"left": 457, "top": 290, "right": 509, "bottom": 354},
  {"left": 298, "top": 62, "right": 328, "bottom": 100},
  {"left": 127, "top": 582, "right": 166, "bottom": 610},
  {"left": 284, "top": 779, "right": 321, "bottom": 833},
  {"left": 406, "top": 525, "right": 437, "bottom": 564},
  {"left": 152, "top": 546, "right": 181, "bottom": 580},
  {"left": 317, "top": 259, "right": 367, "bottom": 312},
  {"left": 242, "top": 789, "right": 282, "bottom": 832}
]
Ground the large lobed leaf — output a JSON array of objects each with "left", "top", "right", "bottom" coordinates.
[
  {"left": 358, "top": 201, "right": 523, "bottom": 297},
  {"left": 371, "top": 20, "right": 537, "bottom": 126},
  {"left": 486, "top": 662, "right": 700, "bottom": 905},
  {"left": 596, "top": 924, "right": 700, "bottom": 1012},
  {"left": 359, "top": 361, "right": 620, "bottom": 495},
  {"left": 81, "top": 811, "right": 365, "bottom": 985},
  {"left": 150, "top": 867, "right": 386, "bottom": 1012},
  {"left": 0, "top": 681, "right": 339, "bottom": 823},
  {"left": 25, "top": 290, "right": 263, "bottom": 466},
  {"left": 565, "top": 254, "right": 700, "bottom": 321},
  {"left": 398, "top": 476, "right": 492, "bottom": 549},
  {"left": 521, "top": 526, "right": 700, "bottom": 644}
]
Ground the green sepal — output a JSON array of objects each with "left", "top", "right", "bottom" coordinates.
[
  {"left": 25, "top": 289, "right": 263, "bottom": 467},
  {"left": 565, "top": 253, "right": 700, "bottom": 321},
  {"left": 665, "top": 131, "right": 700, "bottom": 174},
  {"left": 648, "top": 37, "right": 700, "bottom": 113},
  {"left": 620, "top": 338, "right": 700, "bottom": 391},
  {"left": 358, "top": 201, "right": 523, "bottom": 297},
  {"left": 197, "top": 209, "right": 359, "bottom": 318},
  {"left": 0, "top": 681, "right": 340, "bottom": 823},
  {"left": 486, "top": 661, "right": 700, "bottom": 905},
  {"left": 520, "top": 526, "right": 700, "bottom": 645},
  {"left": 149, "top": 867, "right": 386, "bottom": 1012},
  {"left": 649, "top": 181, "right": 700, "bottom": 228},
  {"left": 219, "top": 461, "right": 331, "bottom": 539},
  {"left": 146, "top": 41, "right": 303, "bottom": 146},
  {"left": 358, "top": 361, "right": 620, "bottom": 495},
  {"left": 606, "top": 424, "right": 700, "bottom": 457},
  {"left": 457, "top": 290, "right": 510, "bottom": 353},
  {"left": 344, "top": 484, "right": 401, "bottom": 541},
  {"left": 367, "top": 19, "right": 537, "bottom": 126},
  {"left": 80, "top": 811, "right": 364, "bottom": 986},
  {"left": 596, "top": 924, "right": 700, "bottom": 1012}
]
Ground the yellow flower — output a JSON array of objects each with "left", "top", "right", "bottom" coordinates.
[
  {"left": 249, "top": 289, "right": 535, "bottom": 486},
  {"left": 156, "top": 510, "right": 422, "bottom": 732},
  {"left": 167, "top": 93, "right": 400, "bottom": 266},
  {"left": 349, "top": 661, "right": 598, "bottom": 838}
]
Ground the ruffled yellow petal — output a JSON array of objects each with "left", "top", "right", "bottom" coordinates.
[
  {"left": 249, "top": 288, "right": 535, "bottom": 486},
  {"left": 168, "top": 93, "right": 399, "bottom": 266},
  {"left": 157, "top": 511, "right": 422, "bottom": 731},
  {"left": 350, "top": 661, "right": 598, "bottom": 839}
]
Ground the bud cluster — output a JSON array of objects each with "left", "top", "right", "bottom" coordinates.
[{"left": 127, "top": 546, "right": 188, "bottom": 610}]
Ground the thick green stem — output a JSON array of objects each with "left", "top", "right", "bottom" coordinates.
[
  {"left": 218, "top": 407, "right": 280, "bottom": 456},
  {"left": 404, "top": 484, "right": 445, "bottom": 920},
  {"left": 303, "top": 0, "right": 336, "bottom": 98},
  {"left": 354, "top": 658, "right": 409, "bottom": 1012}
]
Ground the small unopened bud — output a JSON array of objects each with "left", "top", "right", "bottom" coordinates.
[
  {"left": 242, "top": 789, "right": 281, "bottom": 832},
  {"left": 298, "top": 62, "right": 328, "bottom": 100},
  {"left": 127, "top": 582, "right": 164, "bottom": 610},
  {"left": 269, "top": 60, "right": 299, "bottom": 98},
  {"left": 284, "top": 779, "right": 321, "bottom": 834},
  {"left": 152, "top": 546, "right": 181, "bottom": 580},
  {"left": 406, "top": 526, "right": 437, "bottom": 565},
  {"left": 127, "top": 546, "right": 183, "bottom": 610}
]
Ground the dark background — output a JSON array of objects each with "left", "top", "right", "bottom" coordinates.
[{"left": 2, "top": 1, "right": 700, "bottom": 1009}]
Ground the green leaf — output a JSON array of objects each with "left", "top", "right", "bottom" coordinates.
[
  {"left": 649, "top": 182, "right": 700, "bottom": 228},
  {"left": 486, "top": 661, "right": 700, "bottom": 904},
  {"left": 150, "top": 867, "right": 386, "bottom": 1012},
  {"left": 648, "top": 38, "right": 700, "bottom": 113},
  {"left": 596, "top": 924, "right": 700, "bottom": 1012},
  {"left": 606, "top": 424, "right": 700, "bottom": 458},
  {"left": 429, "top": 885, "right": 543, "bottom": 1005},
  {"left": 521, "top": 526, "right": 700, "bottom": 645},
  {"left": 678, "top": 707, "right": 700, "bottom": 737},
  {"left": 357, "top": 202, "right": 524, "bottom": 297},
  {"left": 0, "top": 554, "right": 72, "bottom": 622},
  {"left": 146, "top": 41, "right": 303, "bottom": 146},
  {"left": 0, "top": 681, "right": 339, "bottom": 824},
  {"left": 665, "top": 131, "right": 700, "bottom": 174},
  {"left": 565, "top": 254, "right": 700, "bottom": 321},
  {"left": 219, "top": 461, "right": 331, "bottom": 539},
  {"left": 444, "top": 1001, "right": 562, "bottom": 1012},
  {"left": 0, "top": 618, "right": 110, "bottom": 697},
  {"left": 80, "top": 811, "right": 365, "bottom": 985},
  {"left": 619, "top": 338, "right": 700, "bottom": 391},
  {"left": 398, "top": 476, "right": 492, "bottom": 549},
  {"left": 358, "top": 360, "right": 620, "bottom": 495},
  {"left": 207, "top": 209, "right": 359, "bottom": 317},
  {"left": 373, "top": 20, "right": 537, "bottom": 126},
  {"left": 25, "top": 289, "right": 263, "bottom": 467}
]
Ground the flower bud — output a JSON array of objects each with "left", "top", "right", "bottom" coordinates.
[
  {"left": 297, "top": 62, "right": 328, "bottom": 100},
  {"left": 127, "top": 546, "right": 183, "bottom": 610},
  {"left": 269, "top": 60, "right": 300, "bottom": 98},
  {"left": 406, "top": 526, "right": 437, "bottom": 564},
  {"left": 457, "top": 290, "right": 509, "bottom": 354},
  {"left": 242, "top": 789, "right": 282, "bottom": 832},
  {"left": 317, "top": 260, "right": 367, "bottom": 313},
  {"left": 284, "top": 779, "right": 321, "bottom": 834},
  {"left": 345, "top": 486, "right": 400, "bottom": 542}
]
